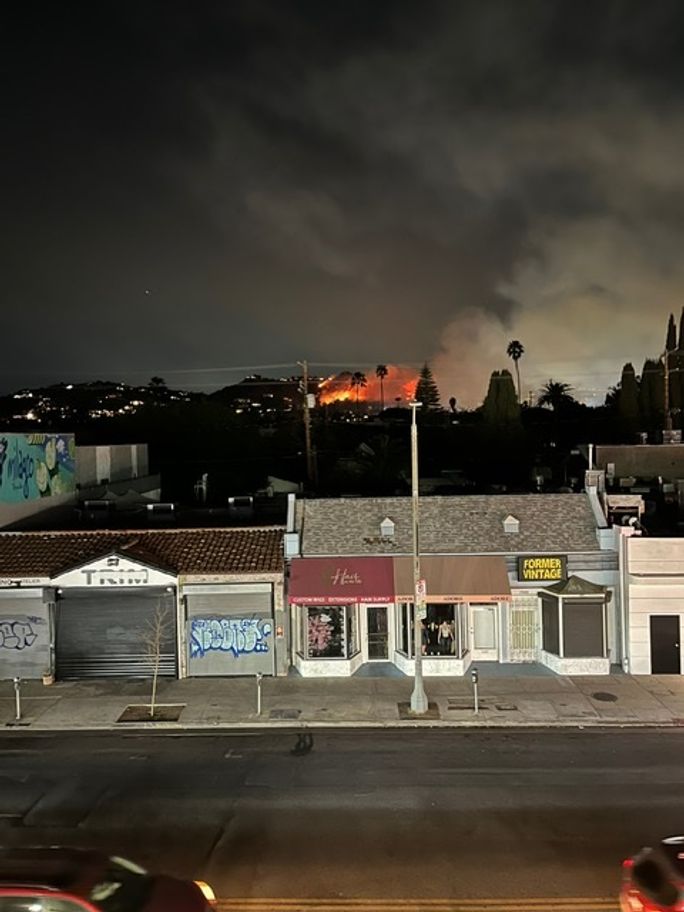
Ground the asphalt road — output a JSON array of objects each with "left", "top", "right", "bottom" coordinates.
[{"left": 0, "top": 729, "right": 681, "bottom": 904}]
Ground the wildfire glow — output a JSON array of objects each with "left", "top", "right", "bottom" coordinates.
[{"left": 318, "top": 365, "right": 419, "bottom": 406}]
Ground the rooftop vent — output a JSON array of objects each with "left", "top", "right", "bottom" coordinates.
[
  {"left": 380, "top": 517, "right": 395, "bottom": 538},
  {"left": 503, "top": 514, "right": 520, "bottom": 534}
]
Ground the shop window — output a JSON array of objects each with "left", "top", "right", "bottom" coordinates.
[
  {"left": 563, "top": 601, "right": 605, "bottom": 658},
  {"left": 399, "top": 602, "right": 412, "bottom": 656},
  {"left": 398, "top": 603, "right": 465, "bottom": 658},
  {"left": 347, "top": 604, "right": 359, "bottom": 657},
  {"left": 302, "top": 605, "right": 358, "bottom": 659}
]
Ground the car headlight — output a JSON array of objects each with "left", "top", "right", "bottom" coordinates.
[{"left": 194, "top": 880, "right": 216, "bottom": 906}]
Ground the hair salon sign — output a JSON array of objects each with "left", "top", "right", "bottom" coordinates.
[{"left": 52, "top": 554, "right": 176, "bottom": 588}]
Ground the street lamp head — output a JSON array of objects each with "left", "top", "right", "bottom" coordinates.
[{"left": 409, "top": 400, "right": 423, "bottom": 409}]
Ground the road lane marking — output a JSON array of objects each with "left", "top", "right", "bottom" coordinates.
[{"left": 214, "top": 898, "right": 618, "bottom": 912}]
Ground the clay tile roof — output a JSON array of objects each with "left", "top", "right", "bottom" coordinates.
[{"left": 0, "top": 527, "right": 284, "bottom": 578}]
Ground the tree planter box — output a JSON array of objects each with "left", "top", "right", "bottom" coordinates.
[{"left": 116, "top": 704, "right": 185, "bottom": 723}]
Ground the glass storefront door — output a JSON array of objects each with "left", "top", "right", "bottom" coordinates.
[{"left": 367, "top": 605, "right": 389, "bottom": 659}]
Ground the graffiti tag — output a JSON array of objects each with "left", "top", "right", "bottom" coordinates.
[
  {"left": 0, "top": 618, "right": 41, "bottom": 650},
  {"left": 190, "top": 617, "right": 272, "bottom": 659},
  {"left": 6, "top": 437, "right": 35, "bottom": 499}
]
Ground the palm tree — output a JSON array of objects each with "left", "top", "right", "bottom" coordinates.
[
  {"left": 350, "top": 371, "right": 367, "bottom": 414},
  {"left": 537, "top": 380, "right": 576, "bottom": 412},
  {"left": 375, "top": 364, "right": 388, "bottom": 412},
  {"left": 506, "top": 340, "right": 524, "bottom": 402}
]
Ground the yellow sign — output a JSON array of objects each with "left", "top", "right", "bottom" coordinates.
[{"left": 517, "top": 555, "right": 566, "bottom": 582}]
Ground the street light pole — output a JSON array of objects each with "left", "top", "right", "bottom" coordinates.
[
  {"left": 297, "top": 360, "right": 315, "bottom": 486},
  {"left": 409, "top": 400, "right": 428, "bottom": 714}
]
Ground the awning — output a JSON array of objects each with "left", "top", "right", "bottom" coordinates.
[
  {"left": 542, "top": 574, "right": 609, "bottom": 598},
  {"left": 393, "top": 555, "right": 511, "bottom": 603},
  {"left": 288, "top": 557, "right": 395, "bottom": 604}
]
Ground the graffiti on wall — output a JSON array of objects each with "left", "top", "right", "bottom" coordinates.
[
  {"left": 190, "top": 617, "right": 273, "bottom": 659},
  {"left": 0, "top": 434, "right": 76, "bottom": 503},
  {"left": 0, "top": 615, "right": 46, "bottom": 650}
]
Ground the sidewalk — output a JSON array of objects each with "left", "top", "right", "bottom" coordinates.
[{"left": 4, "top": 671, "right": 684, "bottom": 731}]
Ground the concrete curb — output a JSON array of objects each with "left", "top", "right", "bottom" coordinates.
[{"left": 3, "top": 718, "right": 684, "bottom": 733}]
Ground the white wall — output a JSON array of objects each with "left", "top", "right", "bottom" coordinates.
[
  {"left": 627, "top": 538, "right": 684, "bottom": 674},
  {"left": 76, "top": 444, "right": 150, "bottom": 487}
]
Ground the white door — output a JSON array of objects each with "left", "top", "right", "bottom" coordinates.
[{"left": 471, "top": 604, "right": 498, "bottom": 661}]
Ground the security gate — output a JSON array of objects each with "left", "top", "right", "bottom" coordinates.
[
  {"left": 508, "top": 594, "right": 539, "bottom": 662},
  {"left": 56, "top": 589, "right": 177, "bottom": 679},
  {"left": 184, "top": 584, "right": 275, "bottom": 676}
]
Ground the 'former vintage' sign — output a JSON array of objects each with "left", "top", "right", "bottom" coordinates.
[{"left": 517, "top": 555, "right": 567, "bottom": 582}]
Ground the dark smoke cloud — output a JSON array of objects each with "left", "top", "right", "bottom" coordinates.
[{"left": 3, "top": 1, "right": 684, "bottom": 402}]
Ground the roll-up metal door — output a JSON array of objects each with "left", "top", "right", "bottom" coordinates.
[
  {"left": 56, "top": 589, "right": 177, "bottom": 679},
  {"left": 185, "top": 586, "right": 274, "bottom": 676}
]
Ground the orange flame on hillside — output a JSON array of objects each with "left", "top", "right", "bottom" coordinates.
[{"left": 318, "top": 366, "right": 418, "bottom": 407}]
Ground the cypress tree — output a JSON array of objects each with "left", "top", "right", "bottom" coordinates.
[
  {"left": 618, "top": 363, "right": 640, "bottom": 435},
  {"left": 482, "top": 370, "right": 521, "bottom": 425},
  {"left": 666, "top": 313, "right": 677, "bottom": 352},
  {"left": 639, "top": 358, "right": 665, "bottom": 431}
]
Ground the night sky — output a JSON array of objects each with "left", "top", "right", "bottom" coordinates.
[{"left": 4, "top": 1, "right": 684, "bottom": 405}]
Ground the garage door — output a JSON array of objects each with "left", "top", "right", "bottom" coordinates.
[
  {"left": 56, "top": 589, "right": 177, "bottom": 678},
  {"left": 185, "top": 586, "right": 274, "bottom": 676}
]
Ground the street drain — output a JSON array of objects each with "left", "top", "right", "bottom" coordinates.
[
  {"left": 495, "top": 703, "right": 518, "bottom": 712},
  {"left": 269, "top": 708, "right": 301, "bottom": 720},
  {"left": 592, "top": 691, "right": 618, "bottom": 702}
]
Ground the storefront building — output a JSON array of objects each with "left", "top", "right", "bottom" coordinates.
[
  {"left": 288, "top": 554, "right": 511, "bottom": 677},
  {"left": 539, "top": 575, "right": 611, "bottom": 674},
  {"left": 0, "top": 527, "right": 285, "bottom": 681},
  {"left": 622, "top": 535, "right": 684, "bottom": 674},
  {"left": 289, "top": 493, "right": 620, "bottom": 676}
]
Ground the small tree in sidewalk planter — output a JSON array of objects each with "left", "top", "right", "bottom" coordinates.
[
  {"left": 145, "top": 599, "right": 170, "bottom": 719},
  {"left": 116, "top": 599, "right": 185, "bottom": 724}
]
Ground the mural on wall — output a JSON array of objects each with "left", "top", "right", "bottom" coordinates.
[
  {"left": 0, "top": 615, "right": 47, "bottom": 650},
  {"left": 190, "top": 617, "right": 273, "bottom": 659},
  {"left": 0, "top": 433, "right": 76, "bottom": 503}
]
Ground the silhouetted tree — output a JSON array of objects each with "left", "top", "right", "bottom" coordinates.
[
  {"left": 638, "top": 358, "right": 664, "bottom": 432},
  {"left": 506, "top": 340, "right": 524, "bottom": 402},
  {"left": 149, "top": 376, "right": 166, "bottom": 387},
  {"left": 448, "top": 396, "right": 457, "bottom": 413},
  {"left": 617, "top": 363, "right": 640, "bottom": 435},
  {"left": 375, "top": 364, "right": 388, "bottom": 412},
  {"left": 414, "top": 363, "right": 441, "bottom": 410},
  {"left": 350, "top": 372, "right": 367, "bottom": 413},
  {"left": 666, "top": 313, "right": 677, "bottom": 352},
  {"left": 482, "top": 370, "right": 520, "bottom": 425},
  {"left": 537, "top": 380, "right": 576, "bottom": 412}
]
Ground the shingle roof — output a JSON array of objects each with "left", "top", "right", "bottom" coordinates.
[
  {"left": 0, "top": 527, "right": 284, "bottom": 578},
  {"left": 299, "top": 495, "right": 602, "bottom": 556}
]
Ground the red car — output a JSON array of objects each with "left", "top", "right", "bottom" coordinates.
[
  {"left": 621, "top": 836, "right": 684, "bottom": 911},
  {"left": 0, "top": 846, "right": 216, "bottom": 912}
]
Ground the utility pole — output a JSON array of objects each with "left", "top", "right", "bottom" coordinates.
[
  {"left": 663, "top": 348, "right": 674, "bottom": 433},
  {"left": 298, "top": 360, "right": 315, "bottom": 486},
  {"left": 409, "top": 400, "right": 428, "bottom": 714}
]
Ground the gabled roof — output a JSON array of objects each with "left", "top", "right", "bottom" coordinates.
[
  {"left": 298, "top": 494, "right": 603, "bottom": 556},
  {"left": 0, "top": 527, "right": 284, "bottom": 578},
  {"left": 53, "top": 540, "right": 177, "bottom": 578}
]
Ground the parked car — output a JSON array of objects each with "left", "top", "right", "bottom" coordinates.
[
  {"left": 621, "top": 836, "right": 684, "bottom": 911},
  {"left": 0, "top": 846, "right": 216, "bottom": 911}
]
